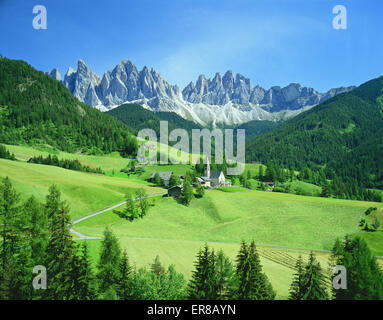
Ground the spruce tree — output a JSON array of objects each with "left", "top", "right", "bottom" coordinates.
[
  {"left": 97, "top": 227, "right": 122, "bottom": 294},
  {"left": 331, "top": 236, "right": 383, "bottom": 299},
  {"left": 188, "top": 245, "right": 218, "bottom": 299},
  {"left": 215, "top": 250, "right": 236, "bottom": 300},
  {"left": 234, "top": 241, "right": 275, "bottom": 300},
  {"left": 259, "top": 166, "right": 264, "bottom": 181},
  {"left": 0, "top": 177, "right": 24, "bottom": 299},
  {"left": 289, "top": 255, "right": 305, "bottom": 300},
  {"left": 117, "top": 250, "right": 132, "bottom": 300},
  {"left": 69, "top": 242, "right": 97, "bottom": 300},
  {"left": 24, "top": 196, "right": 48, "bottom": 266},
  {"left": 151, "top": 255, "right": 165, "bottom": 277},
  {"left": 45, "top": 184, "right": 67, "bottom": 225},
  {"left": 301, "top": 252, "right": 329, "bottom": 300},
  {"left": 45, "top": 204, "right": 76, "bottom": 300}
]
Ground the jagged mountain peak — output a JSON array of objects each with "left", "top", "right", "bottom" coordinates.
[
  {"left": 47, "top": 58, "right": 356, "bottom": 125},
  {"left": 45, "top": 68, "right": 62, "bottom": 81}
]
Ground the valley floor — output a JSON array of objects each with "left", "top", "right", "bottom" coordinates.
[{"left": 1, "top": 145, "right": 383, "bottom": 299}]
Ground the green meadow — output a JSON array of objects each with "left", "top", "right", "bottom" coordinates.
[
  {"left": 1, "top": 144, "right": 383, "bottom": 299},
  {"left": 0, "top": 158, "right": 163, "bottom": 219},
  {"left": 76, "top": 189, "right": 383, "bottom": 299},
  {"left": 76, "top": 190, "right": 380, "bottom": 251}
]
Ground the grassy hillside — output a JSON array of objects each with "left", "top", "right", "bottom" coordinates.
[
  {"left": 75, "top": 189, "right": 382, "bottom": 299},
  {"left": 1, "top": 149, "right": 382, "bottom": 299},
  {"left": 0, "top": 158, "right": 163, "bottom": 219},
  {"left": 5, "top": 144, "right": 130, "bottom": 172},
  {"left": 75, "top": 190, "right": 379, "bottom": 250}
]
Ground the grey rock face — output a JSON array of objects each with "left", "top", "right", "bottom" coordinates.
[
  {"left": 62, "top": 60, "right": 101, "bottom": 106},
  {"left": 50, "top": 59, "right": 356, "bottom": 125},
  {"left": 45, "top": 68, "right": 62, "bottom": 81},
  {"left": 183, "top": 73, "right": 355, "bottom": 113}
]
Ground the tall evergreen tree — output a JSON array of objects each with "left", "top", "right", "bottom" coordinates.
[
  {"left": 188, "top": 245, "right": 218, "bottom": 299},
  {"left": 301, "top": 252, "right": 329, "bottom": 300},
  {"left": 215, "top": 250, "right": 236, "bottom": 300},
  {"left": 117, "top": 250, "right": 132, "bottom": 300},
  {"left": 45, "top": 201, "right": 76, "bottom": 300},
  {"left": 24, "top": 196, "right": 48, "bottom": 266},
  {"left": 289, "top": 255, "right": 305, "bottom": 300},
  {"left": 234, "top": 241, "right": 275, "bottom": 300},
  {"left": 331, "top": 236, "right": 383, "bottom": 300},
  {"left": 151, "top": 255, "right": 165, "bottom": 277},
  {"left": 97, "top": 227, "right": 122, "bottom": 295},
  {"left": 68, "top": 242, "right": 97, "bottom": 300},
  {"left": 0, "top": 177, "right": 23, "bottom": 299}
]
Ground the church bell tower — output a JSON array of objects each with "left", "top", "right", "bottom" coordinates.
[{"left": 204, "top": 156, "right": 211, "bottom": 178}]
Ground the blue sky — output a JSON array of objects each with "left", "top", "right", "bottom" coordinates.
[{"left": 1, "top": 0, "right": 382, "bottom": 92}]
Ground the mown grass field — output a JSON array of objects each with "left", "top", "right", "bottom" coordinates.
[{"left": 0, "top": 158, "right": 163, "bottom": 219}]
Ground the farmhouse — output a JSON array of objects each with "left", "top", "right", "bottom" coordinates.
[
  {"left": 149, "top": 171, "right": 173, "bottom": 187},
  {"left": 168, "top": 186, "right": 182, "bottom": 198},
  {"left": 196, "top": 176, "right": 211, "bottom": 188}
]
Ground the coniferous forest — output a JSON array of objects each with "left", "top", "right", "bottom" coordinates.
[
  {"left": 0, "top": 57, "right": 137, "bottom": 156},
  {"left": 246, "top": 77, "right": 383, "bottom": 192}
]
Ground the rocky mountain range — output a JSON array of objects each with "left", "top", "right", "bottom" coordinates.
[{"left": 47, "top": 60, "right": 355, "bottom": 126}]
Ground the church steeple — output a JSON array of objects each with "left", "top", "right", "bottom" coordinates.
[{"left": 205, "top": 156, "right": 211, "bottom": 178}]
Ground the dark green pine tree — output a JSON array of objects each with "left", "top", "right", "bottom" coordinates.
[
  {"left": 188, "top": 245, "right": 218, "bottom": 300},
  {"left": 151, "top": 255, "right": 165, "bottom": 277},
  {"left": 0, "top": 177, "right": 25, "bottom": 299},
  {"left": 301, "top": 252, "right": 329, "bottom": 300},
  {"left": 45, "top": 203, "right": 76, "bottom": 300},
  {"left": 45, "top": 184, "right": 69, "bottom": 228},
  {"left": 97, "top": 227, "right": 122, "bottom": 295},
  {"left": 117, "top": 250, "right": 132, "bottom": 300},
  {"left": 24, "top": 196, "right": 49, "bottom": 267},
  {"left": 72, "top": 242, "right": 97, "bottom": 300},
  {"left": 289, "top": 255, "right": 305, "bottom": 300},
  {"left": 331, "top": 236, "right": 383, "bottom": 300},
  {"left": 234, "top": 241, "right": 275, "bottom": 300},
  {"left": 215, "top": 250, "right": 236, "bottom": 300}
]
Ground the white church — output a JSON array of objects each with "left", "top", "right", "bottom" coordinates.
[{"left": 196, "top": 158, "right": 229, "bottom": 188}]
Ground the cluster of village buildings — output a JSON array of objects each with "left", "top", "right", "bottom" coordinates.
[{"left": 148, "top": 159, "right": 231, "bottom": 196}]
